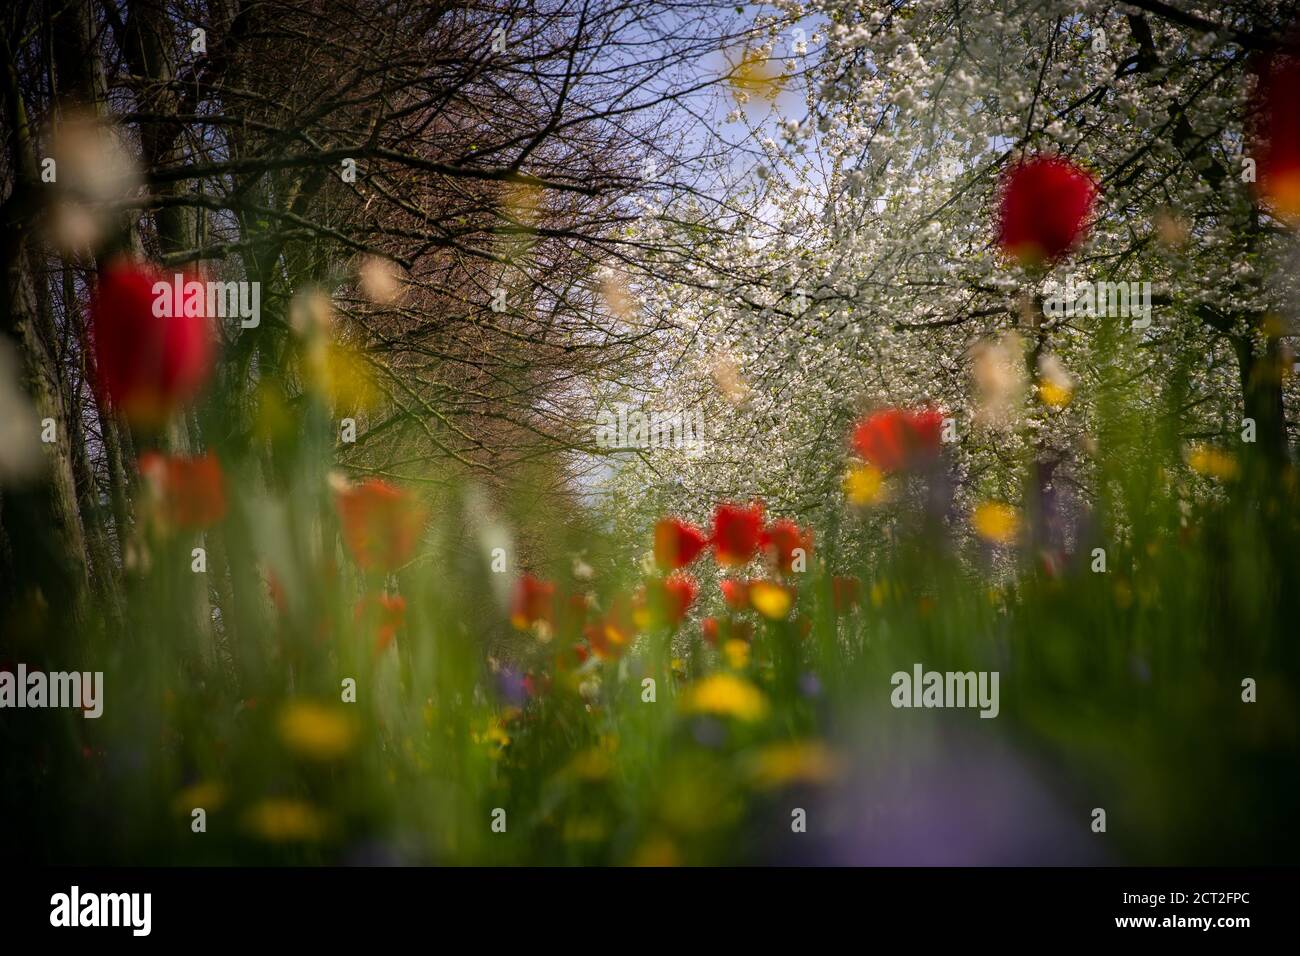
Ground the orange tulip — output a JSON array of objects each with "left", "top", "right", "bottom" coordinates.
[
  {"left": 334, "top": 479, "right": 426, "bottom": 572},
  {"left": 138, "top": 451, "right": 227, "bottom": 530}
]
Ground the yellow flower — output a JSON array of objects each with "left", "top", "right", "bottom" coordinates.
[
  {"left": 1263, "top": 313, "right": 1288, "bottom": 339},
  {"left": 172, "top": 781, "right": 226, "bottom": 815},
  {"left": 630, "top": 836, "right": 682, "bottom": 867},
  {"left": 727, "top": 48, "right": 787, "bottom": 102},
  {"left": 1187, "top": 445, "right": 1239, "bottom": 481},
  {"left": 566, "top": 749, "right": 613, "bottom": 782},
  {"left": 563, "top": 816, "right": 610, "bottom": 843},
  {"left": 972, "top": 501, "right": 1021, "bottom": 545},
  {"left": 843, "top": 463, "right": 887, "bottom": 506},
  {"left": 308, "top": 341, "right": 381, "bottom": 412},
  {"left": 680, "top": 673, "right": 769, "bottom": 722},
  {"left": 1036, "top": 354, "right": 1074, "bottom": 409},
  {"left": 749, "top": 580, "right": 795, "bottom": 620},
  {"left": 277, "top": 701, "right": 357, "bottom": 761},
  {"left": 471, "top": 715, "right": 512, "bottom": 753},
  {"left": 244, "top": 798, "right": 329, "bottom": 842},
  {"left": 722, "top": 638, "right": 751, "bottom": 670},
  {"left": 749, "top": 740, "right": 844, "bottom": 789},
  {"left": 253, "top": 381, "right": 294, "bottom": 441},
  {"left": 1037, "top": 381, "right": 1073, "bottom": 408}
]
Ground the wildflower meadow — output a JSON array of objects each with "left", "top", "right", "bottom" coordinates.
[{"left": 1, "top": 0, "right": 1299, "bottom": 895}]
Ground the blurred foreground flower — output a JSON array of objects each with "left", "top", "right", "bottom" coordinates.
[
  {"left": 851, "top": 407, "right": 943, "bottom": 473},
  {"left": 843, "top": 462, "right": 887, "bottom": 506},
  {"left": 244, "top": 798, "right": 330, "bottom": 842},
  {"left": 653, "top": 517, "right": 709, "bottom": 570},
  {"left": 749, "top": 580, "right": 795, "bottom": 621},
  {"left": 630, "top": 836, "right": 682, "bottom": 867},
  {"left": 354, "top": 592, "right": 406, "bottom": 651},
  {"left": 997, "top": 155, "right": 1097, "bottom": 267},
  {"left": 358, "top": 255, "right": 405, "bottom": 305},
  {"left": 585, "top": 596, "right": 637, "bottom": 660},
  {"left": 701, "top": 616, "right": 720, "bottom": 645},
  {"left": 47, "top": 115, "right": 141, "bottom": 254},
  {"left": 727, "top": 47, "right": 787, "bottom": 102},
  {"left": 972, "top": 501, "right": 1021, "bottom": 545},
  {"left": 831, "top": 576, "right": 861, "bottom": 613},
  {"left": 172, "top": 781, "right": 226, "bottom": 815},
  {"left": 680, "top": 672, "right": 768, "bottom": 721},
  {"left": 472, "top": 715, "right": 512, "bottom": 754},
  {"left": 565, "top": 747, "right": 614, "bottom": 782},
  {"left": 712, "top": 501, "right": 764, "bottom": 566},
  {"left": 277, "top": 701, "right": 358, "bottom": 761},
  {"left": 720, "top": 578, "right": 750, "bottom": 610},
  {"left": 710, "top": 354, "right": 751, "bottom": 405},
  {"left": 761, "top": 519, "right": 812, "bottom": 574},
  {"left": 312, "top": 342, "right": 381, "bottom": 412},
  {"left": 722, "top": 638, "right": 751, "bottom": 669},
  {"left": 91, "top": 260, "right": 214, "bottom": 428},
  {"left": 972, "top": 332, "right": 1028, "bottom": 429},
  {"left": 599, "top": 270, "right": 637, "bottom": 321},
  {"left": 1187, "top": 445, "right": 1239, "bottom": 482},
  {"left": 1036, "top": 354, "right": 1074, "bottom": 409},
  {"left": 1254, "top": 47, "right": 1300, "bottom": 223},
  {"left": 334, "top": 477, "right": 427, "bottom": 572},
  {"left": 510, "top": 573, "right": 555, "bottom": 630},
  {"left": 635, "top": 573, "right": 697, "bottom": 629},
  {"left": 749, "top": 740, "right": 844, "bottom": 789},
  {"left": 138, "top": 452, "right": 227, "bottom": 530},
  {"left": 293, "top": 290, "right": 381, "bottom": 411}
]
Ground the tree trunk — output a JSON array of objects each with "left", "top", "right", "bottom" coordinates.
[
  {"left": 1232, "top": 325, "right": 1289, "bottom": 470},
  {"left": 1, "top": 39, "right": 89, "bottom": 624}
]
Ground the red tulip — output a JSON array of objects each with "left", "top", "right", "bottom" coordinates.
[
  {"left": 510, "top": 573, "right": 555, "bottom": 630},
  {"left": 563, "top": 592, "right": 591, "bottom": 633},
  {"left": 90, "top": 260, "right": 214, "bottom": 428},
  {"left": 851, "top": 406, "right": 944, "bottom": 473},
  {"left": 585, "top": 623, "right": 617, "bottom": 661},
  {"left": 522, "top": 672, "right": 550, "bottom": 698},
  {"left": 653, "top": 517, "right": 709, "bottom": 570},
  {"left": 587, "top": 596, "right": 636, "bottom": 660},
  {"left": 354, "top": 592, "right": 406, "bottom": 651},
  {"left": 701, "top": 616, "right": 720, "bottom": 645},
  {"left": 712, "top": 501, "right": 765, "bottom": 566},
  {"left": 831, "top": 576, "right": 861, "bottom": 613},
  {"left": 138, "top": 451, "right": 227, "bottom": 529},
  {"left": 761, "top": 519, "right": 813, "bottom": 575},
  {"left": 334, "top": 479, "right": 427, "bottom": 572},
  {"left": 637, "top": 573, "right": 698, "bottom": 629},
  {"left": 266, "top": 569, "right": 288, "bottom": 614},
  {"left": 1255, "top": 49, "right": 1300, "bottom": 223},
  {"left": 996, "top": 155, "right": 1097, "bottom": 266},
  {"left": 661, "top": 573, "right": 698, "bottom": 625},
  {"left": 720, "top": 578, "right": 750, "bottom": 611}
]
